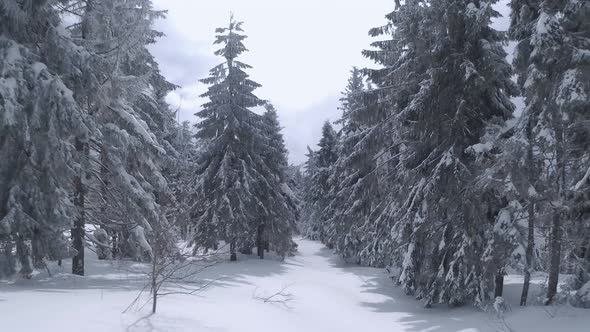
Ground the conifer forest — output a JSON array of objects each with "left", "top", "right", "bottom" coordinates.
[{"left": 0, "top": 1, "right": 589, "bottom": 331}]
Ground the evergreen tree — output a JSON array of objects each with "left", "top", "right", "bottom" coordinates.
[
  {"left": 321, "top": 67, "right": 386, "bottom": 264},
  {"left": 65, "top": 0, "right": 175, "bottom": 270},
  {"left": 0, "top": 0, "right": 90, "bottom": 277},
  {"left": 166, "top": 120, "right": 197, "bottom": 241},
  {"left": 304, "top": 121, "right": 338, "bottom": 242},
  {"left": 191, "top": 15, "right": 294, "bottom": 260},
  {"left": 285, "top": 164, "right": 305, "bottom": 234},
  {"left": 337, "top": 67, "right": 365, "bottom": 137},
  {"left": 391, "top": 0, "right": 516, "bottom": 306},
  {"left": 300, "top": 146, "right": 318, "bottom": 236},
  {"left": 260, "top": 103, "right": 298, "bottom": 257},
  {"left": 510, "top": 0, "right": 590, "bottom": 304},
  {"left": 261, "top": 104, "right": 289, "bottom": 179},
  {"left": 317, "top": 121, "right": 339, "bottom": 169},
  {"left": 468, "top": 123, "right": 531, "bottom": 301}
]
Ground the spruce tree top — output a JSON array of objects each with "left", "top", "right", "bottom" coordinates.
[
  {"left": 196, "top": 14, "right": 264, "bottom": 143},
  {"left": 317, "top": 121, "right": 338, "bottom": 168}
]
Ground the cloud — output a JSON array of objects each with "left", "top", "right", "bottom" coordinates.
[
  {"left": 164, "top": 84, "right": 204, "bottom": 123},
  {"left": 276, "top": 96, "right": 342, "bottom": 165}
]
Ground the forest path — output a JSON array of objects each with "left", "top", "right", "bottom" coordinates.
[
  {"left": 233, "top": 238, "right": 488, "bottom": 332},
  {"left": 1, "top": 238, "right": 585, "bottom": 332}
]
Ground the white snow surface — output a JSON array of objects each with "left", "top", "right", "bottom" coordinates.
[{"left": 1, "top": 238, "right": 587, "bottom": 332}]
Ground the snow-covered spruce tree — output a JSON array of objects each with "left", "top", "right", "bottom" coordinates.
[
  {"left": 191, "top": 16, "right": 295, "bottom": 260},
  {"left": 504, "top": 0, "right": 552, "bottom": 306},
  {"left": 353, "top": 0, "right": 434, "bottom": 297},
  {"left": 62, "top": 0, "right": 176, "bottom": 270},
  {"left": 545, "top": 0, "right": 590, "bottom": 307},
  {"left": 510, "top": 0, "right": 590, "bottom": 304},
  {"left": 303, "top": 121, "right": 338, "bottom": 243},
  {"left": 166, "top": 120, "right": 197, "bottom": 241},
  {"left": 0, "top": 0, "right": 90, "bottom": 277},
  {"left": 358, "top": 0, "right": 437, "bottom": 275},
  {"left": 285, "top": 164, "right": 305, "bottom": 236},
  {"left": 467, "top": 120, "right": 532, "bottom": 301},
  {"left": 321, "top": 67, "right": 386, "bottom": 264},
  {"left": 300, "top": 146, "right": 318, "bottom": 236},
  {"left": 362, "top": 0, "right": 517, "bottom": 306},
  {"left": 285, "top": 164, "right": 305, "bottom": 216},
  {"left": 261, "top": 103, "right": 298, "bottom": 258},
  {"left": 346, "top": 91, "right": 396, "bottom": 268},
  {"left": 498, "top": 113, "right": 544, "bottom": 306},
  {"left": 336, "top": 67, "right": 365, "bottom": 137}
]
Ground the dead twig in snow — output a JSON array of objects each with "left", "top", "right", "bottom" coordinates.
[{"left": 253, "top": 284, "right": 295, "bottom": 309}]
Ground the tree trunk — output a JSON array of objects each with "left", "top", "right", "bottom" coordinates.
[
  {"left": 31, "top": 227, "right": 43, "bottom": 268},
  {"left": 230, "top": 241, "right": 237, "bottom": 262},
  {"left": 99, "top": 147, "right": 112, "bottom": 258},
  {"left": 181, "top": 225, "right": 186, "bottom": 241},
  {"left": 73, "top": 4, "right": 94, "bottom": 276},
  {"left": 152, "top": 251, "right": 158, "bottom": 314},
  {"left": 521, "top": 202, "right": 535, "bottom": 306},
  {"left": 546, "top": 105, "right": 565, "bottom": 305},
  {"left": 258, "top": 246, "right": 264, "bottom": 259},
  {"left": 112, "top": 231, "right": 119, "bottom": 259},
  {"left": 151, "top": 222, "right": 163, "bottom": 314},
  {"left": 546, "top": 212, "right": 562, "bottom": 304},
  {"left": 111, "top": 230, "right": 119, "bottom": 259},
  {"left": 72, "top": 138, "right": 85, "bottom": 276},
  {"left": 257, "top": 224, "right": 265, "bottom": 259},
  {"left": 152, "top": 285, "right": 157, "bottom": 314},
  {"left": 521, "top": 116, "right": 537, "bottom": 306},
  {"left": 495, "top": 269, "right": 504, "bottom": 298},
  {"left": 16, "top": 235, "right": 32, "bottom": 278}
]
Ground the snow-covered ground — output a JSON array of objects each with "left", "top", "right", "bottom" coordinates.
[{"left": 1, "top": 238, "right": 587, "bottom": 332}]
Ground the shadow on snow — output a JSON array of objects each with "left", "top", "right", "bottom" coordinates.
[{"left": 312, "top": 245, "right": 494, "bottom": 332}]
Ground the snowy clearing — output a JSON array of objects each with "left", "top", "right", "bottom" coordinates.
[{"left": 0, "top": 238, "right": 587, "bottom": 332}]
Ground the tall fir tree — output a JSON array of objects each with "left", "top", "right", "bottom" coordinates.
[
  {"left": 260, "top": 103, "right": 298, "bottom": 257},
  {"left": 322, "top": 67, "right": 387, "bottom": 264},
  {"left": 303, "top": 121, "right": 338, "bottom": 242},
  {"left": 510, "top": 0, "right": 590, "bottom": 304},
  {"left": 389, "top": 0, "right": 516, "bottom": 306},
  {"left": 0, "top": 0, "right": 185, "bottom": 278},
  {"left": 0, "top": 0, "right": 90, "bottom": 277},
  {"left": 166, "top": 120, "right": 197, "bottom": 241},
  {"left": 64, "top": 0, "right": 176, "bottom": 272},
  {"left": 191, "top": 16, "right": 294, "bottom": 260}
]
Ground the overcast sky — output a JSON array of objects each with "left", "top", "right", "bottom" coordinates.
[{"left": 149, "top": 0, "right": 512, "bottom": 164}]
